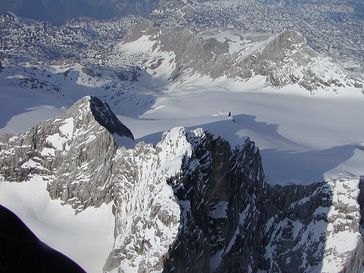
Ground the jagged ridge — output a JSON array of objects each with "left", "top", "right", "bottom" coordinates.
[{"left": 0, "top": 96, "right": 363, "bottom": 273}]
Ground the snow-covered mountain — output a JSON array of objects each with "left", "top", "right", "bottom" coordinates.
[
  {"left": 0, "top": 96, "right": 363, "bottom": 273},
  {"left": 120, "top": 22, "right": 362, "bottom": 91},
  {"left": 1, "top": 13, "right": 363, "bottom": 96},
  {"left": 1, "top": 0, "right": 363, "bottom": 70},
  {"left": 152, "top": 0, "right": 364, "bottom": 72}
]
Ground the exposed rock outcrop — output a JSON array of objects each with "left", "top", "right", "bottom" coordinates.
[
  {"left": 121, "top": 23, "right": 362, "bottom": 91},
  {"left": 0, "top": 96, "right": 134, "bottom": 210},
  {"left": 162, "top": 135, "right": 363, "bottom": 273}
]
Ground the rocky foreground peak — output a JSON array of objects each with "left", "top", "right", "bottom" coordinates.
[
  {"left": 0, "top": 96, "right": 134, "bottom": 207},
  {"left": 0, "top": 96, "right": 363, "bottom": 273},
  {"left": 67, "top": 96, "right": 134, "bottom": 139}
]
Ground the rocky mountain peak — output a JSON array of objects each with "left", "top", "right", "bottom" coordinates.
[
  {"left": 1, "top": 96, "right": 363, "bottom": 273},
  {"left": 118, "top": 23, "right": 363, "bottom": 91},
  {"left": 0, "top": 96, "right": 134, "bottom": 208},
  {"left": 62, "top": 96, "right": 134, "bottom": 140},
  {"left": 88, "top": 96, "right": 134, "bottom": 139},
  {"left": 260, "top": 30, "right": 307, "bottom": 61}
]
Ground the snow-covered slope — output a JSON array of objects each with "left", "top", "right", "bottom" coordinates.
[
  {"left": 1, "top": 96, "right": 364, "bottom": 273},
  {"left": 0, "top": 178, "right": 114, "bottom": 273}
]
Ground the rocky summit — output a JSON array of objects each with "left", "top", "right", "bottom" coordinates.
[
  {"left": 0, "top": 96, "right": 363, "bottom": 273},
  {"left": 120, "top": 22, "right": 362, "bottom": 91}
]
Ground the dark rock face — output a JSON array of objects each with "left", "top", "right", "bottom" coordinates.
[
  {"left": 0, "top": 204, "right": 86, "bottom": 273},
  {"left": 163, "top": 133, "right": 363, "bottom": 273},
  {"left": 358, "top": 177, "right": 364, "bottom": 227},
  {"left": 89, "top": 96, "right": 134, "bottom": 140}
]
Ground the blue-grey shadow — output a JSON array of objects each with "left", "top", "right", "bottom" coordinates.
[
  {"left": 137, "top": 114, "right": 356, "bottom": 185},
  {"left": 0, "top": 64, "right": 157, "bottom": 134},
  {"left": 137, "top": 114, "right": 297, "bottom": 146},
  {"left": 262, "top": 145, "right": 356, "bottom": 184}
]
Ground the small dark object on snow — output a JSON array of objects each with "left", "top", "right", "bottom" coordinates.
[{"left": 228, "top": 112, "right": 235, "bottom": 122}]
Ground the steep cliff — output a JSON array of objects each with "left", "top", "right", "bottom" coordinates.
[{"left": 162, "top": 135, "right": 363, "bottom": 273}]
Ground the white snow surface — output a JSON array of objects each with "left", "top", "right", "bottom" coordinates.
[
  {"left": 116, "top": 34, "right": 176, "bottom": 88},
  {"left": 45, "top": 118, "right": 74, "bottom": 151},
  {"left": 0, "top": 175, "right": 115, "bottom": 273},
  {"left": 127, "top": 77, "right": 364, "bottom": 185},
  {"left": 59, "top": 117, "right": 75, "bottom": 138},
  {"left": 110, "top": 127, "right": 199, "bottom": 273}
]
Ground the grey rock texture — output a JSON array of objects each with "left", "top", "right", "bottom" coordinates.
[
  {"left": 123, "top": 23, "right": 362, "bottom": 91},
  {"left": 0, "top": 96, "right": 363, "bottom": 272},
  {"left": 0, "top": 96, "right": 133, "bottom": 211},
  {"left": 163, "top": 136, "right": 363, "bottom": 273},
  {"left": 152, "top": 0, "right": 364, "bottom": 73}
]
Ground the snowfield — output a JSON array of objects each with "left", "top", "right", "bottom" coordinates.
[{"left": 128, "top": 78, "right": 364, "bottom": 185}]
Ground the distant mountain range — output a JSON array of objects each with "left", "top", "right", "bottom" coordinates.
[
  {"left": 3, "top": 0, "right": 363, "bottom": 25},
  {"left": 0, "top": 0, "right": 159, "bottom": 24},
  {"left": 1, "top": 0, "right": 363, "bottom": 66},
  {"left": 152, "top": 0, "right": 364, "bottom": 71}
]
